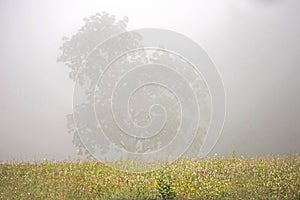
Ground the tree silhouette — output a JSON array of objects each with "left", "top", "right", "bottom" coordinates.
[{"left": 58, "top": 13, "right": 211, "bottom": 163}]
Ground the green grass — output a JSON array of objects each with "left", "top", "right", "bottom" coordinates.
[{"left": 1, "top": 156, "right": 300, "bottom": 199}]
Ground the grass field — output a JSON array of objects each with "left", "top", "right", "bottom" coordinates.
[{"left": 1, "top": 156, "right": 299, "bottom": 199}]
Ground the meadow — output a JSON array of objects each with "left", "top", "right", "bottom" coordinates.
[{"left": 0, "top": 156, "right": 299, "bottom": 199}]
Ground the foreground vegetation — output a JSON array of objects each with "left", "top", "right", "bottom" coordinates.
[{"left": 0, "top": 156, "right": 299, "bottom": 199}]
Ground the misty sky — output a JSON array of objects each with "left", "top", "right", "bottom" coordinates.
[{"left": 0, "top": 0, "right": 300, "bottom": 161}]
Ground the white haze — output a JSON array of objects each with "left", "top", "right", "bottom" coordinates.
[{"left": 0, "top": 0, "right": 299, "bottom": 161}]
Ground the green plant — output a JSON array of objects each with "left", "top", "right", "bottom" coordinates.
[{"left": 156, "top": 168, "right": 176, "bottom": 200}]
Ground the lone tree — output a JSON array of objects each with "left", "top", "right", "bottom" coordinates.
[{"left": 58, "top": 12, "right": 209, "bottom": 161}]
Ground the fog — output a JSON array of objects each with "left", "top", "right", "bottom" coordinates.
[{"left": 0, "top": 0, "right": 299, "bottom": 161}]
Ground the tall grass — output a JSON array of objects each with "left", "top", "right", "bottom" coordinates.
[{"left": 1, "top": 156, "right": 299, "bottom": 199}]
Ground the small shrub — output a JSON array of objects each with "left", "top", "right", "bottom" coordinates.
[{"left": 156, "top": 168, "right": 176, "bottom": 200}]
